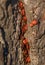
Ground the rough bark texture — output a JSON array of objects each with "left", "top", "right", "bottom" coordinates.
[{"left": 0, "top": 0, "right": 45, "bottom": 65}]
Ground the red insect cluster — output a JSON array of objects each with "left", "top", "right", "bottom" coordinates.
[
  {"left": 22, "top": 38, "right": 30, "bottom": 63},
  {"left": 18, "top": 1, "right": 30, "bottom": 63}
]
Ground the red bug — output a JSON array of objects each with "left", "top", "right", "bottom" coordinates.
[
  {"left": 22, "top": 16, "right": 27, "bottom": 22},
  {"left": 25, "top": 56, "right": 31, "bottom": 63},
  {"left": 23, "top": 38, "right": 28, "bottom": 45},
  {"left": 30, "top": 19, "right": 38, "bottom": 27},
  {"left": 18, "top": 1, "right": 24, "bottom": 9},
  {"left": 22, "top": 24, "right": 28, "bottom": 33},
  {"left": 21, "top": 8, "right": 25, "bottom": 16}
]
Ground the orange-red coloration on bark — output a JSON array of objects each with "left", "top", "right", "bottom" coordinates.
[
  {"left": 23, "top": 38, "right": 28, "bottom": 45},
  {"left": 22, "top": 16, "right": 27, "bottom": 21},
  {"left": 21, "top": 9, "right": 25, "bottom": 16},
  {"left": 18, "top": 1, "right": 30, "bottom": 63},
  {"left": 30, "top": 20, "right": 38, "bottom": 27},
  {"left": 26, "top": 44, "right": 30, "bottom": 50},
  {"left": 22, "top": 24, "right": 28, "bottom": 33},
  {"left": 26, "top": 56, "right": 31, "bottom": 63},
  {"left": 18, "top": 1, "right": 24, "bottom": 9}
]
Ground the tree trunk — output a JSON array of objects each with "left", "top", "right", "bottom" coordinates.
[{"left": 0, "top": 0, "right": 45, "bottom": 65}]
